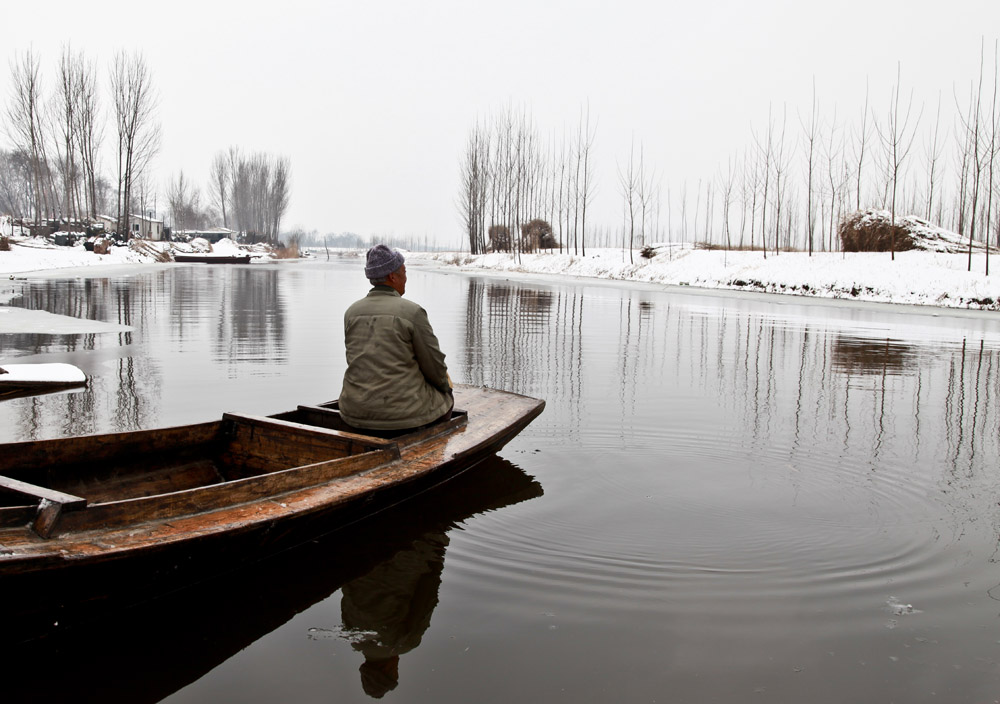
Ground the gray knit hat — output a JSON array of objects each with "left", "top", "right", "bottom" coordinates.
[{"left": 364, "top": 244, "right": 405, "bottom": 280}]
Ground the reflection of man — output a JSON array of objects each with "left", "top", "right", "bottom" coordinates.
[
  {"left": 339, "top": 244, "right": 453, "bottom": 433},
  {"left": 341, "top": 534, "right": 448, "bottom": 698}
]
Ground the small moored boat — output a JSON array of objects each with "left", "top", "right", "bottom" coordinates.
[
  {"left": 0, "top": 363, "right": 87, "bottom": 400},
  {"left": 173, "top": 253, "right": 252, "bottom": 264},
  {"left": 0, "top": 385, "right": 544, "bottom": 581}
]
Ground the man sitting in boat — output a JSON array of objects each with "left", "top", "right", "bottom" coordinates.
[{"left": 339, "top": 244, "right": 453, "bottom": 434}]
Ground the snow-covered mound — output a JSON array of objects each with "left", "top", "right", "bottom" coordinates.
[{"left": 840, "top": 209, "right": 983, "bottom": 254}]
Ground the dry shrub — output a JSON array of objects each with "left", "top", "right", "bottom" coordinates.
[
  {"left": 274, "top": 243, "right": 299, "bottom": 259},
  {"left": 0, "top": 236, "right": 9, "bottom": 251},
  {"left": 519, "top": 219, "right": 558, "bottom": 251},
  {"left": 488, "top": 224, "right": 511, "bottom": 252},
  {"left": 838, "top": 211, "right": 917, "bottom": 252}
]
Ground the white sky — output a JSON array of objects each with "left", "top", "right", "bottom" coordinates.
[{"left": 2, "top": 1, "right": 999, "bottom": 244}]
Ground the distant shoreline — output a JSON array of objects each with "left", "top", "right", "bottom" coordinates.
[
  {"left": 4, "top": 240, "right": 1000, "bottom": 316},
  {"left": 407, "top": 248, "right": 1000, "bottom": 314}
]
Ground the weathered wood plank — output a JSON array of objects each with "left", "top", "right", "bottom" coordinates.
[
  {"left": 285, "top": 405, "right": 468, "bottom": 447},
  {"left": 0, "top": 474, "right": 87, "bottom": 508},
  {"left": 220, "top": 414, "right": 398, "bottom": 478},
  {"left": 223, "top": 413, "right": 396, "bottom": 450},
  {"left": 57, "top": 447, "right": 398, "bottom": 533},
  {"left": 0, "top": 422, "right": 223, "bottom": 476},
  {"left": 52, "top": 458, "right": 226, "bottom": 504}
]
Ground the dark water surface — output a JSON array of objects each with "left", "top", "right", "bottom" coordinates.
[{"left": 3, "top": 258, "right": 1000, "bottom": 702}]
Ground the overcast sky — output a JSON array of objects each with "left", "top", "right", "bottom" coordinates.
[{"left": 3, "top": 1, "right": 999, "bottom": 244}]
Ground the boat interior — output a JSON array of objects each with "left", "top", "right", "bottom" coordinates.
[{"left": 0, "top": 404, "right": 467, "bottom": 536}]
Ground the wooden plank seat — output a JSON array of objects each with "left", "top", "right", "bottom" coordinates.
[
  {"left": 283, "top": 405, "right": 469, "bottom": 447},
  {"left": 0, "top": 474, "right": 87, "bottom": 538}
]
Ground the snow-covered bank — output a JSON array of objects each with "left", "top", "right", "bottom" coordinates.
[
  {"left": 3, "top": 232, "right": 1000, "bottom": 313},
  {"left": 0, "top": 236, "right": 270, "bottom": 275},
  {"left": 409, "top": 246, "right": 1000, "bottom": 311}
]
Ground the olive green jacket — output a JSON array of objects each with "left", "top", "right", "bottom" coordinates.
[{"left": 339, "top": 286, "right": 452, "bottom": 430}]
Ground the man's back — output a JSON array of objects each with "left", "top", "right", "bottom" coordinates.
[{"left": 339, "top": 285, "right": 451, "bottom": 431}]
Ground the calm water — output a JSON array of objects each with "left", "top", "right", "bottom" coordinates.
[{"left": 3, "top": 258, "right": 1000, "bottom": 702}]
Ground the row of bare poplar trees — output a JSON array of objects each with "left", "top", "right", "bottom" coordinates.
[
  {"left": 459, "top": 104, "right": 596, "bottom": 256},
  {"left": 461, "top": 44, "right": 1000, "bottom": 271},
  {"left": 633, "top": 46, "right": 1000, "bottom": 268},
  {"left": 2, "top": 47, "right": 160, "bottom": 238},
  {"left": 166, "top": 148, "right": 291, "bottom": 243}
]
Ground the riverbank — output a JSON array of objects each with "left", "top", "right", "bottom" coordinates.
[
  {"left": 3, "top": 235, "right": 1000, "bottom": 312},
  {"left": 409, "top": 246, "right": 1000, "bottom": 312},
  {"left": 0, "top": 236, "right": 269, "bottom": 275}
]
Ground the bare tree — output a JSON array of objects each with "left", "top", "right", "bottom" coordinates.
[
  {"left": 167, "top": 171, "right": 206, "bottom": 231},
  {"left": 228, "top": 150, "right": 291, "bottom": 242},
  {"left": 110, "top": 50, "right": 160, "bottom": 239},
  {"left": 209, "top": 150, "right": 232, "bottom": 230},
  {"left": 754, "top": 107, "right": 775, "bottom": 258},
  {"left": 771, "top": 105, "right": 790, "bottom": 255},
  {"left": 719, "top": 156, "right": 736, "bottom": 260},
  {"left": 743, "top": 147, "right": 761, "bottom": 250},
  {"left": 0, "top": 149, "right": 33, "bottom": 216},
  {"left": 924, "top": 92, "right": 945, "bottom": 223},
  {"left": 618, "top": 137, "right": 639, "bottom": 263},
  {"left": 876, "top": 63, "right": 922, "bottom": 260},
  {"left": 984, "top": 40, "right": 999, "bottom": 274},
  {"left": 801, "top": 80, "right": 819, "bottom": 255},
  {"left": 54, "top": 46, "right": 83, "bottom": 228},
  {"left": 853, "top": 80, "right": 872, "bottom": 211},
  {"left": 968, "top": 45, "right": 986, "bottom": 271},
  {"left": 268, "top": 155, "right": 291, "bottom": 239},
  {"left": 73, "top": 52, "right": 102, "bottom": 220},
  {"left": 638, "top": 145, "right": 656, "bottom": 250},
  {"left": 577, "top": 103, "right": 597, "bottom": 257},
  {"left": 5, "top": 49, "right": 50, "bottom": 223},
  {"left": 823, "top": 107, "right": 844, "bottom": 252}
]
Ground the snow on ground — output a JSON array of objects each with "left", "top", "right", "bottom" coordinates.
[
  {"left": 0, "top": 236, "right": 268, "bottom": 275},
  {"left": 409, "top": 245, "right": 1000, "bottom": 311},
  {"left": 0, "top": 236, "right": 170, "bottom": 274},
  {"left": 2, "top": 232, "right": 1000, "bottom": 312}
]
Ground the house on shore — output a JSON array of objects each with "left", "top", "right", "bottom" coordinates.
[{"left": 95, "top": 212, "right": 165, "bottom": 240}]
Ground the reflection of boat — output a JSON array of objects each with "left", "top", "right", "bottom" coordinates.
[
  {"left": 0, "top": 454, "right": 543, "bottom": 702},
  {"left": 0, "top": 385, "right": 544, "bottom": 585},
  {"left": 0, "top": 363, "right": 86, "bottom": 400},
  {"left": 173, "top": 253, "right": 252, "bottom": 264}
]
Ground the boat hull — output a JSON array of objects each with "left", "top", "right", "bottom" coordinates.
[
  {"left": 0, "top": 386, "right": 544, "bottom": 583},
  {"left": 173, "top": 254, "right": 252, "bottom": 264}
]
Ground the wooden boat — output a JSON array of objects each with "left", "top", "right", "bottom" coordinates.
[
  {"left": 0, "top": 363, "right": 87, "bottom": 400},
  {"left": 0, "top": 385, "right": 543, "bottom": 583},
  {"left": 173, "top": 253, "right": 252, "bottom": 264}
]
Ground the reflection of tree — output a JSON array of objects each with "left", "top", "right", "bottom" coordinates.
[
  {"left": 1, "top": 265, "right": 292, "bottom": 440},
  {"left": 464, "top": 276, "right": 578, "bottom": 411},
  {"left": 3, "top": 276, "right": 163, "bottom": 437},
  {"left": 169, "top": 267, "right": 288, "bottom": 373},
  {"left": 655, "top": 308, "right": 1000, "bottom": 481}
]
